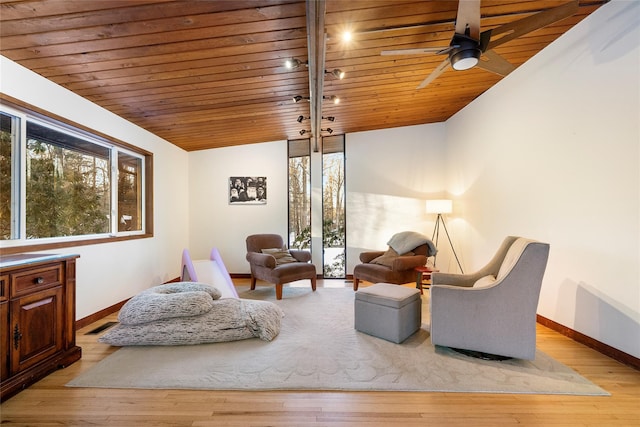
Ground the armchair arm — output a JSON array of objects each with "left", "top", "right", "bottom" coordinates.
[
  {"left": 290, "top": 249, "right": 311, "bottom": 263},
  {"left": 359, "top": 251, "right": 385, "bottom": 263},
  {"left": 246, "top": 252, "right": 276, "bottom": 268},
  {"left": 392, "top": 255, "right": 428, "bottom": 271}
]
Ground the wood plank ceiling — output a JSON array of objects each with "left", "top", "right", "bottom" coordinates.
[{"left": 0, "top": 0, "right": 606, "bottom": 152}]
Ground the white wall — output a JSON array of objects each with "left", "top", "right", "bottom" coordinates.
[
  {"left": 346, "top": 124, "right": 448, "bottom": 273},
  {"left": 0, "top": 57, "right": 190, "bottom": 319},
  {"left": 445, "top": 0, "right": 640, "bottom": 358},
  {"left": 187, "top": 141, "right": 289, "bottom": 273}
]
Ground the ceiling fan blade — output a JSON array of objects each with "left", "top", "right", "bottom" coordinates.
[
  {"left": 479, "top": 30, "right": 491, "bottom": 52},
  {"left": 381, "top": 47, "right": 447, "bottom": 55},
  {"left": 417, "top": 57, "right": 450, "bottom": 90},
  {"left": 476, "top": 50, "right": 516, "bottom": 76},
  {"left": 485, "top": 0, "right": 579, "bottom": 51},
  {"left": 455, "top": 0, "right": 481, "bottom": 40}
]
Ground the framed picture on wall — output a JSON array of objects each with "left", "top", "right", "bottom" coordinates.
[{"left": 229, "top": 176, "right": 267, "bottom": 205}]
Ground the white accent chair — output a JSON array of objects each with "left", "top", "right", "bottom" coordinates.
[{"left": 430, "top": 236, "right": 550, "bottom": 360}]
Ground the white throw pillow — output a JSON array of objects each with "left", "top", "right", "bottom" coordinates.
[{"left": 473, "top": 275, "right": 496, "bottom": 288}]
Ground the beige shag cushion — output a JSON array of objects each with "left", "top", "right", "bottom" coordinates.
[
  {"left": 99, "top": 282, "right": 284, "bottom": 346},
  {"left": 117, "top": 282, "right": 221, "bottom": 325}
]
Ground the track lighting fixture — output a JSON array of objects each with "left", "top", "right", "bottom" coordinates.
[
  {"left": 323, "top": 95, "right": 340, "bottom": 104},
  {"left": 297, "top": 115, "right": 310, "bottom": 123},
  {"left": 325, "top": 68, "right": 345, "bottom": 80},
  {"left": 321, "top": 128, "right": 334, "bottom": 134},
  {"left": 322, "top": 116, "right": 335, "bottom": 122},
  {"left": 295, "top": 95, "right": 338, "bottom": 104},
  {"left": 285, "top": 58, "right": 308, "bottom": 70}
]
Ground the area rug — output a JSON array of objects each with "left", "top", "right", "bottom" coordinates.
[{"left": 67, "top": 286, "right": 609, "bottom": 395}]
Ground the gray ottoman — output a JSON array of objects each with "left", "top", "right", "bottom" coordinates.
[{"left": 354, "top": 283, "right": 422, "bottom": 343}]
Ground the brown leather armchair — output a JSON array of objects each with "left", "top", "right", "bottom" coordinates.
[
  {"left": 245, "top": 234, "right": 316, "bottom": 300},
  {"left": 353, "top": 232, "right": 437, "bottom": 291}
]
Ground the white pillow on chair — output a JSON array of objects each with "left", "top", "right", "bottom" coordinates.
[{"left": 473, "top": 275, "right": 496, "bottom": 288}]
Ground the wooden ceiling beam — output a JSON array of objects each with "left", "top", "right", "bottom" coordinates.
[{"left": 305, "top": 0, "right": 326, "bottom": 152}]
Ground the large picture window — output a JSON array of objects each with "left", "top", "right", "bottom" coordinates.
[{"left": 0, "top": 100, "right": 152, "bottom": 252}]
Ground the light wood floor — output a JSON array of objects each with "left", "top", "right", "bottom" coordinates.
[{"left": 1, "top": 279, "right": 639, "bottom": 426}]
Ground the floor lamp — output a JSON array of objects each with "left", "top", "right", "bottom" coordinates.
[{"left": 426, "top": 199, "right": 464, "bottom": 273}]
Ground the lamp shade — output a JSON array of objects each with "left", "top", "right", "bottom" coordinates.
[{"left": 426, "top": 199, "right": 452, "bottom": 214}]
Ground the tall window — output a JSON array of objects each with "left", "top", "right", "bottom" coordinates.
[
  {"left": 0, "top": 112, "right": 19, "bottom": 240},
  {"left": 118, "top": 152, "right": 143, "bottom": 232},
  {"left": 1, "top": 101, "right": 151, "bottom": 249},
  {"left": 322, "top": 135, "right": 345, "bottom": 278},
  {"left": 288, "top": 139, "right": 311, "bottom": 249}
]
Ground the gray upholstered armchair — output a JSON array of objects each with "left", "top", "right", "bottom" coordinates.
[
  {"left": 245, "top": 234, "right": 316, "bottom": 300},
  {"left": 429, "top": 236, "right": 550, "bottom": 360},
  {"left": 353, "top": 231, "right": 437, "bottom": 291}
]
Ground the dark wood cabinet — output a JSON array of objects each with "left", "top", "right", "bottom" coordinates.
[{"left": 0, "top": 254, "right": 81, "bottom": 401}]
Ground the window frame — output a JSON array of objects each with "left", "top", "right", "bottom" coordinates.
[{"left": 0, "top": 95, "right": 153, "bottom": 255}]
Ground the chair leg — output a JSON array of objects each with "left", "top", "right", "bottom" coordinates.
[
  {"left": 311, "top": 276, "right": 317, "bottom": 292},
  {"left": 353, "top": 277, "right": 359, "bottom": 291},
  {"left": 275, "top": 283, "right": 283, "bottom": 300},
  {"left": 250, "top": 276, "right": 256, "bottom": 290}
]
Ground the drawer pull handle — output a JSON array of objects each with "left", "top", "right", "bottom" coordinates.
[
  {"left": 35, "top": 277, "right": 44, "bottom": 284},
  {"left": 13, "top": 324, "right": 22, "bottom": 350}
]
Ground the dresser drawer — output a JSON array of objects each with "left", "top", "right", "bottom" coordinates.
[{"left": 11, "top": 265, "right": 62, "bottom": 297}]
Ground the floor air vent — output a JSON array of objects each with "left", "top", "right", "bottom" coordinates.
[{"left": 85, "top": 321, "right": 118, "bottom": 335}]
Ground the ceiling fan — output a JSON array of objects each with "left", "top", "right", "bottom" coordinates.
[{"left": 381, "top": 0, "right": 579, "bottom": 89}]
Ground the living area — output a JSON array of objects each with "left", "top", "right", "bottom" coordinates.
[{"left": 0, "top": 0, "right": 639, "bottom": 423}]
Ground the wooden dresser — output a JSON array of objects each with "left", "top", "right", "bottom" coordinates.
[{"left": 0, "top": 253, "right": 81, "bottom": 401}]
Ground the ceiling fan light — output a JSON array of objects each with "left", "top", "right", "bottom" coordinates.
[{"left": 450, "top": 48, "right": 480, "bottom": 71}]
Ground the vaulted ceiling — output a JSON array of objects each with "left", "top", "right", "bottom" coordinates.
[{"left": 0, "top": 0, "right": 606, "bottom": 151}]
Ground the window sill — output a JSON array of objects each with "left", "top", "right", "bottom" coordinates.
[{"left": 0, "top": 233, "right": 154, "bottom": 256}]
